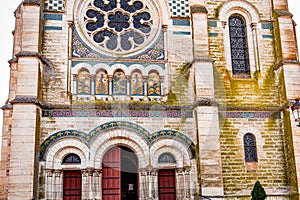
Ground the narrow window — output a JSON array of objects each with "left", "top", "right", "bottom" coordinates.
[
  {"left": 113, "top": 69, "right": 127, "bottom": 95},
  {"left": 243, "top": 133, "right": 258, "bottom": 162},
  {"left": 95, "top": 69, "right": 109, "bottom": 95},
  {"left": 131, "top": 70, "right": 143, "bottom": 96},
  {"left": 77, "top": 69, "right": 91, "bottom": 94},
  {"left": 229, "top": 14, "right": 250, "bottom": 77},
  {"left": 148, "top": 71, "right": 161, "bottom": 96}
]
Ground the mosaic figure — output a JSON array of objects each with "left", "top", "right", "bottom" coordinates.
[
  {"left": 95, "top": 70, "right": 109, "bottom": 95},
  {"left": 131, "top": 71, "right": 143, "bottom": 95},
  {"left": 77, "top": 70, "right": 91, "bottom": 94},
  {"left": 113, "top": 70, "right": 127, "bottom": 95},
  {"left": 148, "top": 71, "right": 160, "bottom": 96}
]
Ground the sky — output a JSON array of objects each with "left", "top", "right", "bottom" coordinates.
[{"left": 0, "top": 0, "right": 299, "bottom": 131}]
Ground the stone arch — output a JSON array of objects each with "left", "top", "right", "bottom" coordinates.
[
  {"left": 150, "top": 139, "right": 191, "bottom": 168},
  {"left": 90, "top": 129, "right": 150, "bottom": 169},
  {"left": 45, "top": 138, "right": 89, "bottom": 169}
]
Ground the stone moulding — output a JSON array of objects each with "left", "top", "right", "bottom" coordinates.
[
  {"left": 22, "top": 0, "right": 41, "bottom": 5},
  {"left": 39, "top": 120, "right": 196, "bottom": 160}
]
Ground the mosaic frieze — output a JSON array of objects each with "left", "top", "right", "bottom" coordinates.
[
  {"left": 42, "top": 110, "right": 194, "bottom": 118},
  {"left": 44, "top": 0, "right": 65, "bottom": 11},
  {"left": 40, "top": 121, "right": 195, "bottom": 159},
  {"left": 225, "top": 111, "right": 280, "bottom": 119}
]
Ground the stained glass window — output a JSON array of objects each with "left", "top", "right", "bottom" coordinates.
[
  {"left": 148, "top": 71, "right": 161, "bottom": 96},
  {"left": 77, "top": 69, "right": 91, "bottom": 94},
  {"left": 158, "top": 153, "right": 176, "bottom": 163},
  {"left": 131, "top": 70, "right": 143, "bottom": 95},
  {"left": 95, "top": 70, "right": 109, "bottom": 95},
  {"left": 62, "top": 153, "right": 81, "bottom": 164},
  {"left": 243, "top": 133, "right": 258, "bottom": 162},
  {"left": 113, "top": 70, "right": 127, "bottom": 95},
  {"left": 229, "top": 15, "right": 250, "bottom": 76},
  {"left": 79, "top": 0, "right": 158, "bottom": 55}
]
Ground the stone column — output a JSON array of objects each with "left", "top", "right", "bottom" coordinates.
[
  {"left": 184, "top": 167, "right": 191, "bottom": 199},
  {"left": 53, "top": 170, "right": 62, "bottom": 200},
  {"left": 150, "top": 169, "right": 158, "bottom": 200},
  {"left": 176, "top": 168, "right": 184, "bottom": 199},
  {"left": 108, "top": 76, "right": 113, "bottom": 100},
  {"left": 143, "top": 76, "right": 149, "bottom": 101},
  {"left": 93, "top": 169, "right": 102, "bottom": 200},
  {"left": 251, "top": 23, "right": 260, "bottom": 72},
  {"left": 45, "top": 169, "right": 54, "bottom": 200},
  {"left": 139, "top": 169, "right": 148, "bottom": 200},
  {"left": 81, "top": 170, "right": 89, "bottom": 199}
]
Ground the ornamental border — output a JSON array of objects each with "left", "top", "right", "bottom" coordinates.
[{"left": 39, "top": 120, "right": 195, "bottom": 160}]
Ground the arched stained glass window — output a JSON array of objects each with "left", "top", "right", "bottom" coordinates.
[
  {"left": 131, "top": 70, "right": 143, "bottom": 95},
  {"left": 62, "top": 153, "right": 81, "bottom": 164},
  {"left": 158, "top": 153, "right": 176, "bottom": 163},
  {"left": 95, "top": 69, "right": 109, "bottom": 95},
  {"left": 113, "top": 69, "right": 127, "bottom": 95},
  {"left": 229, "top": 14, "right": 250, "bottom": 77},
  {"left": 77, "top": 69, "right": 91, "bottom": 94},
  {"left": 148, "top": 71, "right": 161, "bottom": 96},
  {"left": 243, "top": 133, "right": 258, "bottom": 162}
]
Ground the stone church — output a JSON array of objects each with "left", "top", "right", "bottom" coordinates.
[{"left": 0, "top": 0, "right": 300, "bottom": 199}]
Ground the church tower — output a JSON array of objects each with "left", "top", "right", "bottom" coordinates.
[{"left": 0, "top": 0, "right": 299, "bottom": 199}]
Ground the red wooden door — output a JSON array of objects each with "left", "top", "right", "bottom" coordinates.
[
  {"left": 102, "top": 146, "right": 121, "bottom": 200},
  {"left": 63, "top": 170, "right": 82, "bottom": 200},
  {"left": 158, "top": 169, "right": 176, "bottom": 200}
]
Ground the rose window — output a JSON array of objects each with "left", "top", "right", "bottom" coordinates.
[{"left": 75, "top": 0, "right": 160, "bottom": 56}]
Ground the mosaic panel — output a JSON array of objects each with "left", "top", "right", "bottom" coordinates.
[
  {"left": 148, "top": 71, "right": 161, "bottom": 96},
  {"left": 40, "top": 121, "right": 195, "bottom": 159},
  {"left": 42, "top": 110, "right": 194, "bottom": 118},
  {"left": 72, "top": 28, "right": 164, "bottom": 60},
  {"left": 225, "top": 112, "right": 280, "bottom": 119},
  {"left": 44, "top": 0, "right": 65, "bottom": 11},
  {"left": 168, "top": 0, "right": 190, "bottom": 18}
]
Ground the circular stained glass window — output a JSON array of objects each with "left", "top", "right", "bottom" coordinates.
[{"left": 74, "top": 0, "right": 161, "bottom": 57}]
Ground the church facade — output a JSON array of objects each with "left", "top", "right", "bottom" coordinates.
[{"left": 0, "top": 0, "right": 300, "bottom": 199}]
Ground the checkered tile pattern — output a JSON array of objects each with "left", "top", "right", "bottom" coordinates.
[
  {"left": 168, "top": 0, "right": 190, "bottom": 17},
  {"left": 44, "top": 0, "right": 65, "bottom": 11}
]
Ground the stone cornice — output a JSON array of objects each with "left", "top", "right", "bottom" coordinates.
[
  {"left": 15, "top": 51, "right": 54, "bottom": 68},
  {"left": 22, "top": 0, "right": 41, "bottom": 5},
  {"left": 275, "top": 9, "right": 293, "bottom": 17},
  {"left": 190, "top": 5, "right": 208, "bottom": 14},
  {"left": 10, "top": 96, "right": 42, "bottom": 107}
]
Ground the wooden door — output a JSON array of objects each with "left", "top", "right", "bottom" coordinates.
[
  {"left": 63, "top": 170, "right": 82, "bottom": 200},
  {"left": 102, "top": 146, "right": 121, "bottom": 200},
  {"left": 158, "top": 169, "right": 176, "bottom": 200}
]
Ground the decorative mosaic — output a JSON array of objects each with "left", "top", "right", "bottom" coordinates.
[
  {"left": 44, "top": 0, "right": 65, "bottom": 11},
  {"left": 168, "top": 0, "right": 190, "bottom": 18},
  {"left": 40, "top": 121, "right": 195, "bottom": 159},
  {"left": 225, "top": 112, "right": 280, "bottom": 119},
  {"left": 72, "top": 28, "right": 164, "bottom": 60},
  {"left": 42, "top": 110, "right": 194, "bottom": 118}
]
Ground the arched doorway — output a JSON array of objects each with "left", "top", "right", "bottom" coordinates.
[{"left": 102, "top": 146, "right": 138, "bottom": 200}]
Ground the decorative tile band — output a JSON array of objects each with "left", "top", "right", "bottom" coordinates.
[
  {"left": 40, "top": 120, "right": 195, "bottom": 159},
  {"left": 44, "top": 26, "right": 62, "bottom": 30},
  {"left": 172, "top": 19, "right": 190, "bottom": 26},
  {"left": 262, "top": 34, "right": 273, "bottom": 39},
  {"left": 208, "top": 21, "right": 217, "bottom": 27},
  {"left": 209, "top": 32, "right": 218, "bottom": 37},
  {"left": 261, "top": 23, "right": 273, "bottom": 30},
  {"left": 173, "top": 31, "right": 191, "bottom": 35},
  {"left": 225, "top": 112, "right": 280, "bottom": 119},
  {"left": 44, "top": 13, "right": 63, "bottom": 21},
  {"left": 42, "top": 110, "right": 193, "bottom": 118}
]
